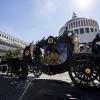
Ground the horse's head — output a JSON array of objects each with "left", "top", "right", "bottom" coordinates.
[{"left": 23, "top": 45, "right": 31, "bottom": 61}]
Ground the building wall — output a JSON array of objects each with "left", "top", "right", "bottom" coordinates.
[{"left": 0, "top": 31, "right": 29, "bottom": 57}]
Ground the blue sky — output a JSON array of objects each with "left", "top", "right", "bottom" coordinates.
[{"left": 0, "top": 0, "right": 99, "bottom": 43}]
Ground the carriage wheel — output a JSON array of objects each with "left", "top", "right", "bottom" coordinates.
[
  {"left": 33, "top": 63, "right": 42, "bottom": 77},
  {"left": 68, "top": 54, "right": 100, "bottom": 91},
  {"left": 18, "top": 63, "right": 28, "bottom": 79}
]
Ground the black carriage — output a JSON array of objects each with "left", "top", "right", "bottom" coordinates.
[
  {"left": 68, "top": 33, "right": 100, "bottom": 90},
  {"left": 23, "top": 32, "right": 74, "bottom": 76},
  {"left": 20, "top": 32, "right": 100, "bottom": 90}
]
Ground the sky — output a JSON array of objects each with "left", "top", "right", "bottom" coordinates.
[{"left": 0, "top": 0, "right": 99, "bottom": 43}]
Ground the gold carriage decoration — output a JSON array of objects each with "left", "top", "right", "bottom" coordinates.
[
  {"left": 48, "top": 37, "right": 54, "bottom": 44},
  {"left": 42, "top": 36, "right": 61, "bottom": 65},
  {"left": 43, "top": 51, "right": 61, "bottom": 65}
]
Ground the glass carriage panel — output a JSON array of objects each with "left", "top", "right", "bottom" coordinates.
[{"left": 41, "top": 42, "right": 71, "bottom": 65}]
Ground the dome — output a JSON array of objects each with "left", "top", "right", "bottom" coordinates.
[{"left": 59, "top": 13, "right": 99, "bottom": 43}]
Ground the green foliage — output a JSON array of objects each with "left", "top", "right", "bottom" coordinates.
[{"left": 5, "top": 48, "right": 22, "bottom": 59}]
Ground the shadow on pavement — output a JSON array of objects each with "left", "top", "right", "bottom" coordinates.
[
  {"left": 22, "top": 79, "right": 100, "bottom": 100},
  {"left": 0, "top": 74, "right": 100, "bottom": 100},
  {"left": 0, "top": 74, "right": 34, "bottom": 100}
]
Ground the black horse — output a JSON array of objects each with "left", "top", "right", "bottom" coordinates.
[{"left": 0, "top": 57, "right": 28, "bottom": 79}]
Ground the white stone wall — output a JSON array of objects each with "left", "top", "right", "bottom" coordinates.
[{"left": 0, "top": 31, "right": 29, "bottom": 57}]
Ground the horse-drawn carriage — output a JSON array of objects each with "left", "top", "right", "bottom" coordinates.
[
  {"left": 0, "top": 31, "right": 100, "bottom": 90},
  {"left": 23, "top": 32, "right": 100, "bottom": 90},
  {"left": 23, "top": 32, "right": 74, "bottom": 75}
]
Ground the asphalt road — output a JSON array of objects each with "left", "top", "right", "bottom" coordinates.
[{"left": 0, "top": 73, "right": 100, "bottom": 100}]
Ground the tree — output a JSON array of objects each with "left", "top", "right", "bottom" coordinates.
[{"left": 5, "top": 48, "right": 22, "bottom": 59}]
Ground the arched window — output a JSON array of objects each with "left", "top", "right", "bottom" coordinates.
[
  {"left": 2, "top": 34, "right": 4, "bottom": 37},
  {"left": 90, "top": 28, "right": 94, "bottom": 32},
  {"left": 71, "top": 22, "right": 73, "bottom": 28},
  {"left": 73, "top": 22, "right": 75, "bottom": 27},
  {"left": 69, "top": 23, "right": 71, "bottom": 29},
  {"left": 80, "top": 28, "right": 84, "bottom": 34},
  {"left": 74, "top": 29, "right": 79, "bottom": 34},
  {"left": 76, "top": 21, "right": 78, "bottom": 27},
  {"left": 86, "top": 20, "right": 88, "bottom": 26},
  {"left": 88, "top": 20, "right": 91, "bottom": 26},
  {"left": 90, "top": 20, "right": 92, "bottom": 26},
  {"left": 93, "top": 21, "right": 95, "bottom": 26},
  {"left": 83, "top": 20, "right": 86, "bottom": 26},
  {"left": 81, "top": 20, "right": 83, "bottom": 26},
  {"left": 78, "top": 21, "right": 80, "bottom": 26},
  {"left": 85, "top": 28, "right": 89, "bottom": 33},
  {"left": 95, "top": 28, "right": 97, "bottom": 31}
]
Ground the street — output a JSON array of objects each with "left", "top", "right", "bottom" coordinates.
[{"left": 0, "top": 72, "right": 100, "bottom": 100}]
